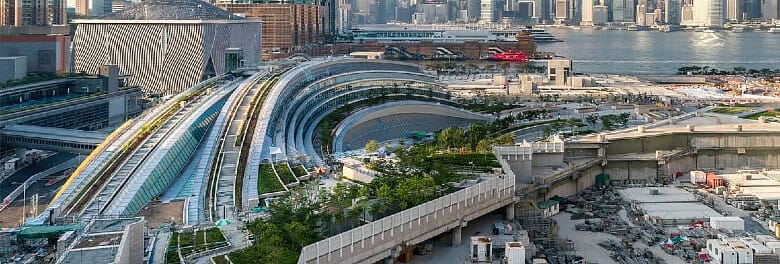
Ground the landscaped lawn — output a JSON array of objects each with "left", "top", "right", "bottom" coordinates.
[
  {"left": 259, "top": 163, "right": 285, "bottom": 194},
  {"left": 709, "top": 107, "right": 753, "bottom": 115},
  {"left": 744, "top": 109, "right": 780, "bottom": 120},
  {"left": 166, "top": 232, "right": 180, "bottom": 264},
  {"left": 291, "top": 165, "right": 307, "bottom": 177},
  {"left": 275, "top": 162, "right": 297, "bottom": 185},
  {"left": 178, "top": 228, "right": 228, "bottom": 257}
]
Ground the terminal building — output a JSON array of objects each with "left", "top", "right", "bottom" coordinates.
[{"left": 71, "top": 0, "right": 262, "bottom": 95}]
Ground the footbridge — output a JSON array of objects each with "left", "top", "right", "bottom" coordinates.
[
  {"left": 0, "top": 125, "right": 108, "bottom": 154},
  {"left": 298, "top": 156, "right": 515, "bottom": 264},
  {"left": 0, "top": 87, "right": 142, "bottom": 129}
]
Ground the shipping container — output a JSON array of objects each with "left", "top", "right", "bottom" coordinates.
[
  {"left": 776, "top": 224, "right": 780, "bottom": 239},
  {"left": 755, "top": 235, "right": 779, "bottom": 245},
  {"left": 690, "top": 171, "right": 706, "bottom": 184},
  {"left": 505, "top": 242, "right": 525, "bottom": 264},
  {"left": 764, "top": 241, "right": 780, "bottom": 252},
  {"left": 3, "top": 158, "right": 20, "bottom": 171},
  {"left": 707, "top": 173, "right": 724, "bottom": 188},
  {"left": 471, "top": 236, "right": 492, "bottom": 262},
  {"left": 710, "top": 217, "right": 744, "bottom": 231},
  {"left": 739, "top": 237, "right": 772, "bottom": 254}
]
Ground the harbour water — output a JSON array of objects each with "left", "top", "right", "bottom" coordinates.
[{"left": 539, "top": 28, "right": 780, "bottom": 75}]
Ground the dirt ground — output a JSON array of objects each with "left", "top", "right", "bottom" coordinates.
[
  {"left": 0, "top": 203, "right": 48, "bottom": 228},
  {"left": 135, "top": 200, "right": 184, "bottom": 228}
]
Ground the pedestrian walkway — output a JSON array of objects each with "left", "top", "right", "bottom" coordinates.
[
  {"left": 194, "top": 223, "right": 251, "bottom": 264},
  {"left": 151, "top": 230, "right": 171, "bottom": 264}
]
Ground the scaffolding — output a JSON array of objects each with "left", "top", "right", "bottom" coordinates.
[{"left": 516, "top": 199, "right": 573, "bottom": 251}]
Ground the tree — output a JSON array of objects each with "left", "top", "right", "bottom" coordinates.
[
  {"left": 600, "top": 115, "right": 617, "bottom": 131},
  {"left": 365, "top": 139, "right": 379, "bottom": 154},
  {"left": 498, "top": 62, "right": 510, "bottom": 74},
  {"left": 466, "top": 122, "right": 488, "bottom": 151},
  {"left": 619, "top": 113, "right": 630, "bottom": 127},
  {"left": 543, "top": 126, "right": 552, "bottom": 138},
  {"left": 515, "top": 63, "right": 532, "bottom": 73},
  {"left": 396, "top": 175, "right": 436, "bottom": 209},
  {"left": 586, "top": 114, "right": 599, "bottom": 128}
]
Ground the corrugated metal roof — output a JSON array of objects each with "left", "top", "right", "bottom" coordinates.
[{"left": 106, "top": 0, "right": 244, "bottom": 20}]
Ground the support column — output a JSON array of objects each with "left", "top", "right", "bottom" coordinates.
[
  {"left": 451, "top": 226, "right": 462, "bottom": 247},
  {"left": 15, "top": 148, "right": 26, "bottom": 162},
  {"left": 505, "top": 204, "right": 516, "bottom": 220}
]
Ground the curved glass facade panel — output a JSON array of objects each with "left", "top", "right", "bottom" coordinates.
[{"left": 115, "top": 97, "right": 227, "bottom": 215}]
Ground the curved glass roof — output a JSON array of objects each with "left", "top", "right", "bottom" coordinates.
[{"left": 106, "top": 0, "right": 245, "bottom": 20}]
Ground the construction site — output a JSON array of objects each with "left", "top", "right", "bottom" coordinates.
[{"left": 412, "top": 109, "right": 780, "bottom": 264}]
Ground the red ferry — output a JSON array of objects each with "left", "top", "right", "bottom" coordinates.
[{"left": 489, "top": 51, "right": 530, "bottom": 62}]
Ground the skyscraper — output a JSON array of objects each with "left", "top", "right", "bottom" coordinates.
[
  {"left": 706, "top": 0, "right": 723, "bottom": 25},
  {"left": 762, "top": 0, "right": 778, "bottom": 18},
  {"left": 220, "top": 0, "right": 332, "bottom": 57},
  {"left": 76, "top": 0, "right": 88, "bottom": 15},
  {"left": 0, "top": 0, "right": 66, "bottom": 26},
  {"left": 726, "top": 0, "right": 742, "bottom": 21},
  {"left": 418, "top": 2, "right": 450, "bottom": 22},
  {"left": 680, "top": 0, "right": 723, "bottom": 26},
  {"left": 336, "top": 0, "right": 351, "bottom": 33},
  {"left": 665, "top": 0, "right": 681, "bottom": 24},
  {"left": 467, "top": 0, "right": 481, "bottom": 21},
  {"left": 480, "top": 0, "right": 494, "bottom": 22},
  {"left": 555, "top": 0, "right": 569, "bottom": 22},
  {"left": 89, "top": 0, "right": 111, "bottom": 17},
  {"left": 581, "top": 0, "right": 594, "bottom": 24}
]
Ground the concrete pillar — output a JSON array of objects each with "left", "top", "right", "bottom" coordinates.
[
  {"left": 735, "top": 125, "right": 742, "bottom": 132},
  {"left": 637, "top": 125, "right": 645, "bottom": 133},
  {"left": 108, "top": 94, "right": 128, "bottom": 127},
  {"left": 759, "top": 116, "right": 767, "bottom": 123},
  {"left": 687, "top": 125, "right": 694, "bottom": 132},
  {"left": 505, "top": 204, "right": 516, "bottom": 220},
  {"left": 15, "top": 148, "right": 26, "bottom": 162},
  {"left": 451, "top": 226, "right": 462, "bottom": 247}
]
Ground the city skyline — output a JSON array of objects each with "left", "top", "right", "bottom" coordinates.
[{"left": 0, "top": 0, "right": 779, "bottom": 263}]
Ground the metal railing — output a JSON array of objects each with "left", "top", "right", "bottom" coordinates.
[{"left": 297, "top": 174, "right": 514, "bottom": 264}]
